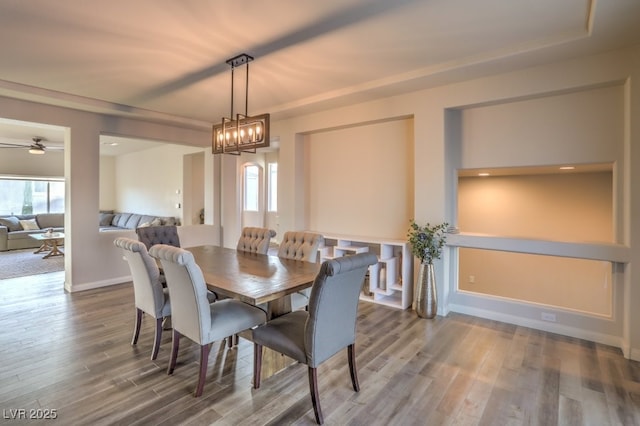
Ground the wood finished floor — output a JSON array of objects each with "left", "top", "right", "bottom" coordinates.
[{"left": 2, "top": 272, "right": 640, "bottom": 425}]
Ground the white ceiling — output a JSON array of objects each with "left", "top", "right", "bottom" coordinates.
[{"left": 0, "top": 0, "right": 639, "bottom": 152}]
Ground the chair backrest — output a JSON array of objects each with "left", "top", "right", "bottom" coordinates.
[
  {"left": 136, "top": 225, "right": 181, "bottom": 250},
  {"left": 237, "top": 227, "right": 276, "bottom": 255},
  {"left": 277, "top": 231, "right": 324, "bottom": 262},
  {"left": 305, "top": 252, "right": 377, "bottom": 367},
  {"left": 114, "top": 237, "right": 165, "bottom": 318},
  {"left": 148, "top": 244, "right": 211, "bottom": 344}
]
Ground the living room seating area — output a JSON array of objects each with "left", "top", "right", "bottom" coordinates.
[
  {"left": 0, "top": 211, "right": 181, "bottom": 251},
  {"left": 0, "top": 213, "right": 64, "bottom": 251}
]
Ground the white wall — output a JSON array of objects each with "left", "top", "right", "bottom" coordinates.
[
  {"left": 220, "top": 154, "right": 241, "bottom": 248},
  {"left": 264, "top": 151, "right": 279, "bottom": 239},
  {"left": 306, "top": 118, "right": 414, "bottom": 239},
  {"left": 458, "top": 172, "right": 613, "bottom": 242},
  {"left": 459, "top": 85, "right": 624, "bottom": 169},
  {"left": 99, "top": 156, "right": 116, "bottom": 210},
  {"left": 459, "top": 248, "right": 612, "bottom": 315},
  {"left": 182, "top": 151, "right": 204, "bottom": 226},
  {"left": 0, "top": 148, "right": 64, "bottom": 177},
  {"left": 114, "top": 143, "right": 205, "bottom": 220}
]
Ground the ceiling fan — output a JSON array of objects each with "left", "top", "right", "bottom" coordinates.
[{"left": 0, "top": 137, "right": 63, "bottom": 155}]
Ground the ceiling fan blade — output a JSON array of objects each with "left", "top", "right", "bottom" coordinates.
[{"left": 0, "top": 142, "right": 29, "bottom": 148}]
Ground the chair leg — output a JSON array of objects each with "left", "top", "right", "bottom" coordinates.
[
  {"left": 226, "top": 334, "right": 239, "bottom": 348},
  {"left": 253, "top": 343, "right": 262, "bottom": 389},
  {"left": 348, "top": 344, "right": 360, "bottom": 392},
  {"left": 167, "top": 329, "right": 181, "bottom": 375},
  {"left": 308, "top": 366, "right": 324, "bottom": 425},
  {"left": 195, "top": 343, "right": 211, "bottom": 397},
  {"left": 150, "top": 317, "right": 163, "bottom": 360},
  {"left": 131, "top": 308, "right": 143, "bottom": 345}
]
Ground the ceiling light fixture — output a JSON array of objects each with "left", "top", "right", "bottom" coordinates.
[
  {"left": 29, "top": 137, "right": 46, "bottom": 154},
  {"left": 29, "top": 146, "right": 45, "bottom": 155},
  {"left": 212, "top": 53, "right": 270, "bottom": 155},
  {"left": 559, "top": 166, "right": 575, "bottom": 170}
]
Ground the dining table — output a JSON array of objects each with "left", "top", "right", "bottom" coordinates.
[
  {"left": 186, "top": 245, "right": 321, "bottom": 379},
  {"left": 187, "top": 245, "right": 321, "bottom": 316}
]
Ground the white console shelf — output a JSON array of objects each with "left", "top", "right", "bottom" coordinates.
[{"left": 317, "top": 233, "right": 413, "bottom": 310}]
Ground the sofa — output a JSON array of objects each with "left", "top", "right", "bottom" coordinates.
[
  {"left": 99, "top": 211, "right": 179, "bottom": 232},
  {"left": 0, "top": 211, "right": 180, "bottom": 251},
  {"left": 0, "top": 213, "right": 64, "bottom": 251}
]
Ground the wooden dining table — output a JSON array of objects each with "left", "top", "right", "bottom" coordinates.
[
  {"left": 187, "top": 245, "right": 321, "bottom": 317},
  {"left": 186, "top": 245, "right": 321, "bottom": 379}
]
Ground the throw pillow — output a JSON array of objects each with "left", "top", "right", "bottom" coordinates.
[
  {"left": 0, "top": 216, "right": 22, "bottom": 232},
  {"left": 19, "top": 219, "right": 40, "bottom": 230},
  {"left": 115, "top": 213, "right": 132, "bottom": 228},
  {"left": 150, "top": 217, "right": 162, "bottom": 227},
  {"left": 99, "top": 213, "right": 115, "bottom": 226}
]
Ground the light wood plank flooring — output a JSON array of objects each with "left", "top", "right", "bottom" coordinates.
[{"left": 1, "top": 272, "right": 640, "bottom": 425}]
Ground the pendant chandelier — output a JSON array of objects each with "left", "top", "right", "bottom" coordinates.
[{"left": 212, "top": 53, "right": 270, "bottom": 155}]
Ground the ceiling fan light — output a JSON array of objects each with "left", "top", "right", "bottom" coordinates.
[{"left": 29, "top": 147, "right": 45, "bottom": 154}]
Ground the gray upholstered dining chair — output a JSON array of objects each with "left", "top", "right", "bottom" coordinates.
[
  {"left": 136, "top": 224, "right": 182, "bottom": 289},
  {"left": 229, "top": 226, "right": 276, "bottom": 346},
  {"left": 113, "top": 237, "right": 170, "bottom": 361},
  {"left": 277, "top": 231, "right": 324, "bottom": 262},
  {"left": 136, "top": 225, "right": 181, "bottom": 250},
  {"left": 149, "top": 244, "right": 267, "bottom": 397},
  {"left": 236, "top": 227, "right": 276, "bottom": 255},
  {"left": 252, "top": 252, "right": 377, "bottom": 424},
  {"left": 277, "top": 231, "right": 324, "bottom": 310}
]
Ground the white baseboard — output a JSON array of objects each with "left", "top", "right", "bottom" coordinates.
[
  {"left": 65, "top": 275, "right": 131, "bottom": 292},
  {"left": 448, "top": 303, "right": 624, "bottom": 351},
  {"left": 627, "top": 347, "right": 640, "bottom": 362}
]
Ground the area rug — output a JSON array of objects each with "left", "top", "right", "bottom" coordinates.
[{"left": 0, "top": 248, "right": 64, "bottom": 280}]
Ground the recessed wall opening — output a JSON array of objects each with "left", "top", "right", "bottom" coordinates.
[
  {"left": 456, "top": 163, "right": 614, "bottom": 315},
  {"left": 458, "top": 163, "right": 614, "bottom": 243},
  {"left": 458, "top": 248, "right": 612, "bottom": 316}
]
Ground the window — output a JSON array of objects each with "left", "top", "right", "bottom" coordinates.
[
  {"left": 0, "top": 178, "right": 65, "bottom": 215},
  {"left": 267, "top": 163, "right": 277, "bottom": 212},
  {"left": 243, "top": 165, "right": 259, "bottom": 212}
]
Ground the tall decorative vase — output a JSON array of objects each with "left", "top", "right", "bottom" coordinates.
[{"left": 415, "top": 262, "right": 437, "bottom": 319}]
